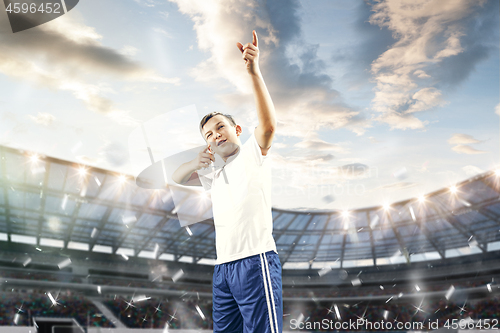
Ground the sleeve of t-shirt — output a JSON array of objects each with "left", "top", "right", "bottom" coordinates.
[
  {"left": 245, "top": 128, "right": 272, "bottom": 166},
  {"left": 196, "top": 168, "right": 214, "bottom": 191}
]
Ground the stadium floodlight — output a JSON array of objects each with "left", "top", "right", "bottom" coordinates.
[
  {"left": 342, "top": 210, "right": 349, "bottom": 218},
  {"left": 78, "top": 166, "right": 87, "bottom": 177},
  {"left": 449, "top": 185, "right": 457, "bottom": 194},
  {"left": 418, "top": 195, "right": 426, "bottom": 203},
  {"left": 495, "top": 169, "right": 500, "bottom": 177},
  {"left": 118, "top": 174, "right": 127, "bottom": 184},
  {"left": 383, "top": 203, "right": 390, "bottom": 211},
  {"left": 29, "top": 153, "right": 39, "bottom": 163}
]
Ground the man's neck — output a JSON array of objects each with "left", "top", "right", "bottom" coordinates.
[{"left": 222, "top": 146, "right": 241, "bottom": 163}]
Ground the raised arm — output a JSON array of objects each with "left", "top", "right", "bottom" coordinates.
[{"left": 237, "top": 30, "right": 277, "bottom": 155}]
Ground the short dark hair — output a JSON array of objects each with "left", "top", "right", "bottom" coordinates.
[{"left": 199, "top": 112, "right": 237, "bottom": 136}]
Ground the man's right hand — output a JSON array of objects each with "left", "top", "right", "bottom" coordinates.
[{"left": 192, "top": 145, "right": 215, "bottom": 170}]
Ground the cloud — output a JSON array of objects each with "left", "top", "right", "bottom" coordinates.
[
  {"left": 99, "top": 142, "right": 130, "bottom": 167},
  {"left": 28, "top": 112, "right": 56, "bottom": 127},
  {"left": 462, "top": 165, "right": 484, "bottom": 176},
  {"left": 0, "top": 12, "right": 179, "bottom": 120},
  {"left": 294, "top": 139, "right": 345, "bottom": 152},
  {"left": 448, "top": 133, "right": 481, "bottom": 145},
  {"left": 368, "top": 0, "right": 495, "bottom": 130},
  {"left": 495, "top": 103, "right": 500, "bottom": 116},
  {"left": 168, "top": 0, "right": 371, "bottom": 140},
  {"left": 451, "top": 144, "right": 487, "bottom": 155},
  {"left": 272, "top": 142, "right": 287, "bottom": 149},
  {"left": 368, "top": 137, "right": 381, "bottom": 144},
  {"left": 413, "top": 69, "right": 430, "bottom": 79}
]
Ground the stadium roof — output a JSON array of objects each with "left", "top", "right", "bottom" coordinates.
[{"left": 1, "top": 145, "right": 500, "bottom": 269}]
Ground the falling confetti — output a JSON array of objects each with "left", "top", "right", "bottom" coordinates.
[
  {"left": 58, "top": 258, "right": 71, "bottom": 269},
  {"left": 61, "top": 195, "right": 68, "bottom": 210},
  {"left": 383, "top": 310, "right": 389, "bottom": 320},
  {"left": 487, "top": 284, "right": 492, "bottom": 292},
  {"left": 195, "top": 304, "right": 206, "bottom": 320},
  {"left": 318, "top": 266, "right": 332, "bottom": 277},
  {"left": 122, "top": 215, "right": 137, "bottom": 224},
  {"left": 47, "top": 292, "right": 57, "bottom": 306},
  {"left": 94, "top": 176, "right": 102, "bottom": 186},
  {"left": 334, "top": 304, "right": 341, "bottom": 320},
  {"left": 415, "top": 284, "right": 420, "bottom": 292},
  {"left": 13, "top": 313, "right": 19, "bottom": 325},
  {"left": 172, "top": 269, "right": 184, "bottom": 283},
  {"left": 393, "top": 167, "right": 408, "bottom": 180},
  {"left": 351, "top": 278, "right": 362, "bottom": 286},
  {"left": 91, "top": 228, "right": 98, "bottom": 239},
  {"left": 322, "top": 195, "right": 335, "bottom": 203},
  {"left": 121, "top": 253, "right": 129, "bottom": 261},
  {"left": 97, "top": 286, "right": 101, "bottom": 294},
  {"left": 22, "top": 257, "right": 31, "bottom": 267},
  {"left": 185, "top": 226, "right": 193, "bottom": 236},
  {"left": 445, "top": 285, "right": 455, "bottom": 300},
  {"left": 386, "top": 296, "right": 393, "bottom": 303},
  {"left": 409, "top": 206, "right": 416, "bottom": 222},
  {"left": 71, "top": 141, "right": 82, "bottom": 154},
  {"left": 370, "top": 215, "right": 379, "bottom": 229},
  {"left": 132, "top": 295, "right": 151, "bottom": 302}
]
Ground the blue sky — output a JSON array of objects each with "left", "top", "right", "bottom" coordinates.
[{"left": 0, "top": 0, "right": 498, "bottom": 211}]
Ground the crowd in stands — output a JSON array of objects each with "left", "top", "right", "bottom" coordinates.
[
  {"left": 283, "top": 296, "right": 500, "bottom": 331},
  {"left": 0, "top": 292, "right": 114, "bottom": 328},
  {"left": 103, "top": 297, "right": 212, "bottom": 329}
]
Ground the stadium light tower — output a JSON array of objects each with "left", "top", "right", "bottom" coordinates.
[{"left": 449, "top": 185, "right": 457, "bottom": 194}]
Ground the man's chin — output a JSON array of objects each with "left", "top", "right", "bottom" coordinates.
[{"left": 215, "top": 142, "right": 239, "bottom": 158}]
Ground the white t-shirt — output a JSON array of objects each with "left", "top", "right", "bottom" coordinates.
[{"left": 197, "top": 130, "right": 277, "bottom": 264}]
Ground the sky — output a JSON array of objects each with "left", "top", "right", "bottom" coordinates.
[{"left": 0, "top": 0, "right": 498, "bottom": 211}]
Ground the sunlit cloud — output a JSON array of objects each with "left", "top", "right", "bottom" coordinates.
[
  {"left": 368, "top": 0, "right": 490, "bottom": 129},
  {"left": 448, "top": 133, "right": 481, "bottom": 145},
  {"left": 169, "top": 0, "right": 370, "bottom": 138},
  {"left": 451, "top": 144, "right": 487, "bottom": 155},
  {"left": 28, "top": 112, "right": 56, "bottom": 127},
  {"left": 0, "top": 13, "right": 179, "bottom": 122}
]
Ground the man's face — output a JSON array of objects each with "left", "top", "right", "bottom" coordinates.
[{"left": 202, "top": 115, "right": 242, "bottom": 159}]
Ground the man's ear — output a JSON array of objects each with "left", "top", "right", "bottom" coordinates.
[{"left": 235, "top": 125, "right": 242, "bottom": 136}]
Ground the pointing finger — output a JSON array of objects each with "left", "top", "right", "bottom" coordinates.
[{"left": 252, "top": 30, "right": 258, "bottom": 47}]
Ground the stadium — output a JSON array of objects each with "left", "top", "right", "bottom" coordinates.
[{"left": 0, "top": 144, "right": 499, "bottom": 333}]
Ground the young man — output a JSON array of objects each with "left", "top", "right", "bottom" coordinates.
[{"left": 172, "top": 30, "right": 282, "bottom": 333}]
